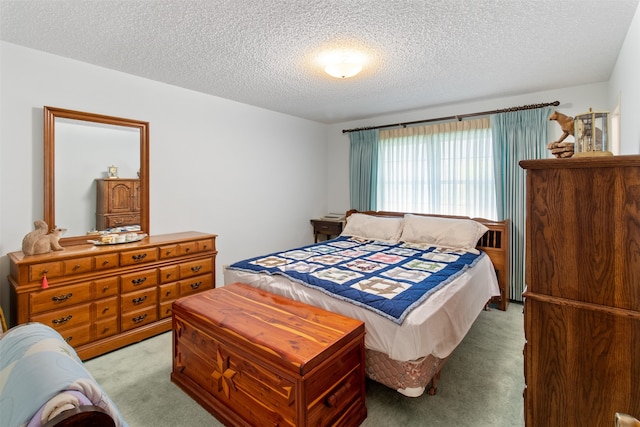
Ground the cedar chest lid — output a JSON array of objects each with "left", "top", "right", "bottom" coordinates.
[{"left": 172, "top": 282, "right": 365, "bottom": 376}]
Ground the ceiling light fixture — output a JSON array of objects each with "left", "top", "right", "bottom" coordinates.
[{"left": 322, "top": 51, "right": 365, "bottom": 79}]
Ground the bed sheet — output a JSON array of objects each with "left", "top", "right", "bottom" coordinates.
[{"left": 224, "top": 252, "right": 499, "bottom": 361}]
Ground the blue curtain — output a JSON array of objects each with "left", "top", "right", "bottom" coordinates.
[
  {"left": 349, "top": 129, "right": 379, "bottom": 211},
  {"left": 491, "top": 107, "right": 551, "bottom": 302}
]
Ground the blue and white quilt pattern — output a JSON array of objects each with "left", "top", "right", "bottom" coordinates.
[{"left": 228, "top": 236, "right": 485, "bottom": 324}]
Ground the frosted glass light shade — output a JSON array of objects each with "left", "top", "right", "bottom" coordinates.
[
  {"left": 322, "top": 52, "right": 365, "bottom": 78},
  {"left": 325, "top": 62, "right": 363, "bottom": 78}
]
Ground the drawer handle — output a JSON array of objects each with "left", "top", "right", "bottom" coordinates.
[
  {"left": 42, "top": 269, "right": 49, "bottom": 275},
  {"left": 190, "top": 265, "right": 202, "bottom": 273},
  {"left": 132, "top": 277, "right": 147, "bottom": 285},
  {"left": 165, "top": 250, "right": 173, "bottom": 256},
  {"left": 52, "top": 315, "right": 73, "bottom": 325},
  {"left": 132, "top": 314, "right": 147, "bottom": 323},
  {"left": 185, "top": 248, "right": 191, "bottom": 253},
  {"left": 132, "top": 296, "right": 148, "bottom": 305},
  {"left": 325, "top": 380, "right": 352, "bottom": 408},
  {"left": 65, "top": 336, "right": 73, "bottom": 343},
  {"left": 102, "top": 260, "right": 110, "bottom": 266},
  {"left": 52, "top": 293, "right": 73, "bottom": 302},
  {"left": 102, "top": 307, "right": 110, "bottom": 314},
  {"left": 132, "top": 253, "right": 147, "bottom": 261},
  {"left": 190, "top": 281, "right": 202, "bottom": 290},
  {"left": 73, "top": 264, "right": 81, "bottom": 271}
]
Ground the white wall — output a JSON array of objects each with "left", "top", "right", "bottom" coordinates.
[
  {"left": 609, "top": 2, "right": 640, "bottom": 154},
  {"left": 325, "top": 82, "right": 611, "bottom": 213},
  {"left": 0, "top": 42, "right": 327, "bottom": 321}
]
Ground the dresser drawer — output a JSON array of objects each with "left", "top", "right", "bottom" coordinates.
[
  {"left": 120, "top": 268, "right": 158, "bottom": 293},
  {"left": 95, "top": 317, "right": 118, "bottom": 340},
  {"left": 120, "top": 247, "right": 158, "bottom": 266},
  {"left": 159, "top": 282, "right": 179, "bottom": 303},
  {"left": 159, "top": 300, "right": 174, "bottom": 319},
  {"left": 30, "top": 283, "right": 92, "bottom": 314},
  {"left": 29, "top": 261, "right": 63, "bottom": 282},
  {"left": 159, "top": 265, "right": 179, "bottom": 284},
  {"left": 94, "top": 253, "right": 119, "bottom": 271},
  {"left": 179, "top": 258, "right": 213, "bottom": 279},
  {"left": 179, "top": 274, "right": 214, "bottom": 298},
  {"left": 158, "top": 244, "right": 180, "bottom": 260},
  {"left": 92, "top": 276, "right": 119, "bottom": 298},
  {"left": 121, "top": 306, "right": 157, "bottom": 332},
  {"left": 31, "top": 302, "right": 92, "bottom": 332},
  {"left": 58, "top": 324, "right": 92, "bottom": 348},
  {"left": 121, "top": 287, "right": 158, "bottom": 314},
  {"left": 94, "top": 296, "right": 118, "bottom": 321},
  {"left": 63, "top": 257, "right": 92, "bottom": 276},
  {"left": 103, "top": 213, "right": 141, "bottom": 228},
  {"left": 196, "top": 238, "right": 215, "bottom": 253}
]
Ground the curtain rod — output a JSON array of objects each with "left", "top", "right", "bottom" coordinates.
[{"left": 341, "top": 100, "right": 560, "bottom": 134}]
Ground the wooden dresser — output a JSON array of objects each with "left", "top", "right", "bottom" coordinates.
[
  {"left": 172, "top": 283, "right": 367, "bottom": 427},
  {"left": 95, "top": 178, "right": 141, "bottom": 230},
  {"left": 520, "top": 156, "right": 640, "bottom": 426},
  {"left": 8, "top": 231, "right": 216, "bottom": 360}
]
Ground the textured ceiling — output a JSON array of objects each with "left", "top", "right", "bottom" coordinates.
[{"left": 1, "top": 0, "right": 638, "bottom": 124}]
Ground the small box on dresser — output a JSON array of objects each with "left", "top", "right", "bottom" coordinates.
[
  {"left": 8, "top": 231, "right": 217, "bottom": 360},
  {"left": 171, "top": 283, "right": 367, "bottom": 427}
]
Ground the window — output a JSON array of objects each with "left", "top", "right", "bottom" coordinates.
[{"left": 377, "top": 118, "right": 497, "bottom": 219}]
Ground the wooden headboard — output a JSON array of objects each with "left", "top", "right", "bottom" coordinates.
[{"left": 346, "top": 210, "right": 510, "bottom": 311}]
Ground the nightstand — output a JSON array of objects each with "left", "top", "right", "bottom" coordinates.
[{"left": 310, "top": 219, "right": 344, "bottom": 242}]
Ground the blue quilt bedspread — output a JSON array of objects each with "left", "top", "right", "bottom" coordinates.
[{"left": 228, "top": 236, "right": 485, "bottom": 324}]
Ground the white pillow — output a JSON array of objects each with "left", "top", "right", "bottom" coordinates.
[
  {"left": 399, "top": 214, "right": 488, "bottom": 251},
  {"left": 340, "top": 213, "right": 404, "bottom": 242}
]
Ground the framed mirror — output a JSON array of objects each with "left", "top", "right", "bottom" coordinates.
[{"left": 44, "top": 106, "right": 149, "bottom": 246}]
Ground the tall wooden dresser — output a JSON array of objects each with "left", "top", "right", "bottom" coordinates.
[
  {"left": 8, "top": 231, "right": 216, "bottom": 360},
  {"left": 95, "top": 178, "right": 141, "bottom": 230},
  {"left": 520, "top": 156, "right": 640, "bottom": 426}
]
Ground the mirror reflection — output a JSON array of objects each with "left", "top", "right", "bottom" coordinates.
[
  {"left": 44, "top": 106, "right": 149, "bottom": 246},
  {"left": 55, "top": 119, "right": 140, "bottom": 236}
]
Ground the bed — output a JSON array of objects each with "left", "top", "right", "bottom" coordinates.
[
  {"left": 0, "top": 322, "right": 127, "bottom": 427},
  {"left": 224, "top": 210, "right": 509, "bottom": 397}
]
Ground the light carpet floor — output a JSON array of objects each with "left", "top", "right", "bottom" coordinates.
[{"left": 85, "top": 302, "right": 525, "bottom": 427}]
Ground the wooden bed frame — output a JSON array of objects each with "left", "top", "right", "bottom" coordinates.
[
  {"left": 344, "top": 210, "right": 510, "bottom": 396},
  {"left": 346, "top": 210, "right": 510, "bottom": 311}
]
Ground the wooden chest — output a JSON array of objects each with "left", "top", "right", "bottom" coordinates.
[{"left": 171, "top": 282, "right": 367, "bottom": 427}]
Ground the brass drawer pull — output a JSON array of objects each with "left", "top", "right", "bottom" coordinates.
[
  {"left": 65, "top": 336, "right": 73, "bottom": 343},
  {"left": 132, "top": 253, "right": 147, "bottom": 261},
  {"left": 102, "top": 260, "right": 110, "bottom": 266},
  {"left": 73, "top": 264, "right": 81, "bottom": 271},
  {"left": 52, "top": 293, "right": 73, "bottom": 302},
  {"left": 190, "top": 265, "right": 202, "bottom": 273},
  {"left": 132, "top": 277, "right": 147, "bottom": 286},
  {"left": 52, "top": 315, "right": 72, "bottom": 325},
  {"left": 132, "top": 296, "right": 147, "bottom": 305},
  {"left": 132, "top": 314, "right": 147, "bottom": 323},
  {"left": 190, "top": 281, "right": 202, "bottom": 290}
]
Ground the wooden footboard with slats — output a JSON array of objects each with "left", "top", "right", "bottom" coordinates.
[{"left": 346, "top": 210, "right": 510, "bottom": 311}]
